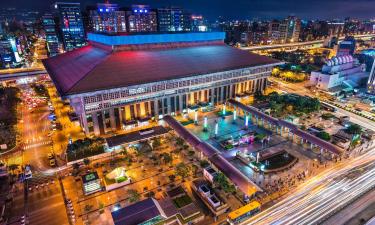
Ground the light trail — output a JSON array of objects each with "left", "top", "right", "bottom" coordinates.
[{"left": 244, "top": 148, "right": 375, "bottom": 225}]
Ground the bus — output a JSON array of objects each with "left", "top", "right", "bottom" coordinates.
[
  {"left": 227, "top": 201, "right": 261, "bottom": 225},
  {"left": 321, "top": 102, "right": 337, "bottom": 112}
]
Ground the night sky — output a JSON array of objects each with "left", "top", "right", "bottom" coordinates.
[{"left": 2, "top": 0, "right": 375, "bottom": 20}]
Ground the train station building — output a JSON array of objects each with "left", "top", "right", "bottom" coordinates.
[{"left": 43, "top": 32, "right": 281, "bottom": 136}]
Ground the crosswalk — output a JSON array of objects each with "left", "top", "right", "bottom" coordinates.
[{"left": 23, "top": 141, "right": 52, "bottom": 150}]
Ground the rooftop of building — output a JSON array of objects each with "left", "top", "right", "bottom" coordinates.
[
  {"left": 111, "top": 198, "right": 166, "bottom": 225},
  {"left": 43, "top": 32, "right": 280, "bottom": 97}
]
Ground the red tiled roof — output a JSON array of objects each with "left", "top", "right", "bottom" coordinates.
[{"left": 43, "top": 44, "right": 279, "bottom": 96}]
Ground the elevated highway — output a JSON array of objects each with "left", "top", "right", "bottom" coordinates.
[{"left": 240, "top": 34, "right": 375, "bottom": 52}]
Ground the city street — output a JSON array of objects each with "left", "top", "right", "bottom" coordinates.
[{"left": 245, "top": 145, "right": 375, "bottom": 225}]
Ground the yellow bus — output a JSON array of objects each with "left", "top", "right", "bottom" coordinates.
[{"left": 227, "top": 201, "right": 261, "bottom": 225}]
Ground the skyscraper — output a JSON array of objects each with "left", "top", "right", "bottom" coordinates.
[
  {"left": 53, "top": 2, "right": 85, "bottom": 51},
  {"left": 126, "top": 5, "right": 157, "bottom": 32},
  {"left": 279, "top": 16, "right": 301, "bottom": 43},
  {"left": 89, "top": 1, "right": 126, "bottom": 33},
  {"left": 157, "top": 7, "right": 191, "bottom": 32},
  {"left": 42, "top": 13, "right": 60, "bottom": 56}
]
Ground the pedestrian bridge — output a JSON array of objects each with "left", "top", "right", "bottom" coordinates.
[
  {"left": 163, "top": 115, "right": 262, "bottom": 196},
  {"left": 227, "top": 99, "right": 344, "bottom": 155}
]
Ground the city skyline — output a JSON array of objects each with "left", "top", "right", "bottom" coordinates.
[{"left": 2, "top": 0, "right": 375, "bottom": 20}]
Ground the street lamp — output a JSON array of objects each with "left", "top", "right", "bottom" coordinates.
[
  {"left": 194, "top": 111, "right": 198, "bottom": 125},
  {"left": 214, "top": 122, "right": 218, "bottom": 137},
  {"left": 203, "top": 116, "right": 208, "bottom": 132},
  {"left": 245, "top": 115, "right": 249, "bottom": 128}
]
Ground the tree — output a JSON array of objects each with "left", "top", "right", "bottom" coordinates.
[
  {"left": 160, "top": 153, "right": 172, "bottom": 165},
  {"left": 199, "top": 160, "right": 210, "bottom": 168},
  {"left": 127, "top": 189, "right": 140, "bottom": 203},
  {"left": 83, "top": 158, "right": 90, "bottom": 167},
  {"left": 175, "top": 163, "right": 190, "bottom": 178},
  {"left": 175, "top": 137, "right": 185, "bottom": 146},
  {"left": 346, "top": 124, "right": 362, "bottom": 135},
  {"left": 214, "top": 172, "right": 236, "bottom": 193},
  {"left": 152, "top": 138, "right": 161, "bottom": 149},
  {"left": 317, "top": 131, "right": 331, "bottom": 141},
  {"left": 72, "top": 163, "right": 80, "bottom": 170}
]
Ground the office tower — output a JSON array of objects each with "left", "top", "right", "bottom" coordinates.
[
  {"left": 89, "top": 1, "right": 126, "bottom": 33},
  {"left": 53, "top": 2, "right": 85, "bottom": 51},
  {"left": 42, "top": 13, "right": 60, "bottom": 56},
  {"left": 279, "top": 16, "right": 301, "bottom": 43},
  {"left": 157, "top": 7, "right": 191, "bottom": 32},
  {"left": 126, "top": 5, "right": 157, "bottom": 32}
]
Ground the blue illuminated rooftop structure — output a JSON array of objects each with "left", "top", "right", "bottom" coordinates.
[
  {"left": 362, "top": 49, "right": 375, "bottom": 57},
  {"left": 87, "top": 32, "right": 226, "bottom": 46}
]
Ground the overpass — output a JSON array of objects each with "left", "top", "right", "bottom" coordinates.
[
  {"left": 240, "top": 34, "right": 375, "bottom": 52},
  {"left": 0, "top": 69, "right": 47, "bottom": 81}
]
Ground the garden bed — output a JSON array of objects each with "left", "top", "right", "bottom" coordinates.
[{"left": 173, "top": 195, "right": 193, "bottom": 208}]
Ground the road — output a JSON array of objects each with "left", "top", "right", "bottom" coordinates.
[{"left": 244, "top": 146, "right": 375, "bottom": 225}]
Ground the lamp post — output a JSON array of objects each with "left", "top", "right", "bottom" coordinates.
[
  {"left": 203, "top": 116, "right": 208, "bottom": 132},
  {"left": 233, "top": 110, "right": 237, "bottom": 124},
  {"left": 194, "top": 111, "right": 198, "bottom": 125},
  {"left": 214, "top": 122, "right": 219, "bottom": 138}
]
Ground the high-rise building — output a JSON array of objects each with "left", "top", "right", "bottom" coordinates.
[
  {"left": 42, "top": 14, "right": 60, "bottom": 57},
  {"left": 53, "top": 2, "right": 85, "bottom": 51},
  {"left": 327, "top": 22, "right": 344, "bottom": 37},
  {"left": 89, "top": 1, "right": 126, "bottom": 33},
  {"left": 279, "top": 16, "right": 301, "bottom": 43},
  {"left": 268, "top": 20, "right": 280, "bottom": 43},
  {"left": 191, "top": 15, "right": 207, "bottom": 32},
  {"left": 337, "top": 36, "right": 356, "bottom": 56},
  {"left": 0, "top": 38, "right": 20, "bottom": 68},
  {"left": 157, "top": 7, "right": 191, "bottom": 32},
  {"left": 126, "top": 5, "right": 157, "bottom": 32}
]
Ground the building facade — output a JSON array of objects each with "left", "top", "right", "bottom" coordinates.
[
  {"left": 44, "top": 32, "right": 281, "bottom": 136},
  {"left": 89, "top": 2, "right": 126, "bottom": 33},
  {"left": 157, "top": 7, "right": 191, "bottom": 32},
  {"left": 53, "top": 2, "right": 85, "bottom": 51},
  {"left": 279, "top": 16, "right": 301, "bottom": 43},
  {"left": 310, "top": 55, "right": 369, "bottom": 93},
  {"left": 42, "top": 14, "right": 60, "bottom": 56},
  {"left": 126, "top": 5, "right": 157, "bottom": 32}
]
